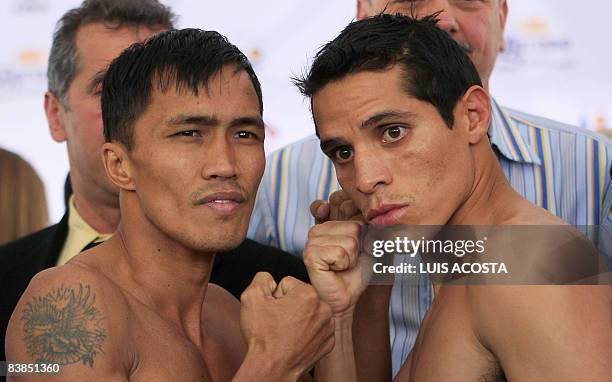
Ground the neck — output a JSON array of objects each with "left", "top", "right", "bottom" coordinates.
[
  {"left": 109, "top": 192, "right": 213, "bottom": 337},
  {"left": 70, "top": 171, "right": 120, "bottom": 234},
  {"left": 448, "top": 142, "right": 521, "bottom": 225}
]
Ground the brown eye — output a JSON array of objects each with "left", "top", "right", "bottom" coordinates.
[
  {"left": 176, "top": 130, "right": 200, "bottom": 137},
  {"left": 236, "top": 131, "right": 254, "bottom": 139},
  {"left": 334, "top": 146, "right": 353, "bottom": 163},
  {"left": 382, "top": 126, "right": 407, "bottom": 143}
]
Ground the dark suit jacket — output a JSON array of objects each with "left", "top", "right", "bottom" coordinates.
[{"left": 0, "top": 212, "right": 308, "bottom": 363}]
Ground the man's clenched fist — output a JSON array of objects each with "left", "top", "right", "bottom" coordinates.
[
  {"left": 303, "top": 221, "right": 372, "bottom": 318},
  {"left": 240, "top": 273, "right": 334, "bottom": 380}
]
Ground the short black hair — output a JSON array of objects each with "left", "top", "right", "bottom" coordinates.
[
  {"left": 102, "top": 28, "right": 263, "bottom": 150},
  {"left": 295, "top": 13, "right": 482, "bottom": 129}
]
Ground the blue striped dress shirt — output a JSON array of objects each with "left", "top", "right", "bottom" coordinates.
[{"left": 248, "top": 99, "right": 612, "bottom": 376}]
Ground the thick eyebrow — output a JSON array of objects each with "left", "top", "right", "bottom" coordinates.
[
  {"left": 229, "top": 116, "right": 265, "bottom": 130},
  {"left": 166, "top": 114, "right": 265, "bottom": 129},
  {"left": 361, "top": 110, "right": 416, "bottom": 130},
  {"left": 167, "top": 114, "right": 220, "bottom": 127}
]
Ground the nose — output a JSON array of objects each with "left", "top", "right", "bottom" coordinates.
[
  {"left": 202, "top": 136, "right": 238, "bottom": 180},
  {"left": 354, "top": 148, "right": 392, "bottom": 195}
]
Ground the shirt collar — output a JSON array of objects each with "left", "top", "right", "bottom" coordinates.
[
  {"left": 57, "top": 196, "right": 113, "bottom": 265},
  {"left": 67, "top": 195, "right": 112, "bottom": 244},
  {"left": 489, "top": 98, "right": 541, "bottom": 165}
]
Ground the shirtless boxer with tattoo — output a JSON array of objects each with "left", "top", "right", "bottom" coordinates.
[{"left": 5, "top": 29, "right": 353, "bottom": 381}]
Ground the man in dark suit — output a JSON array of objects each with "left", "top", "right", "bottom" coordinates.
[{"left": 0, "top": 0, "right": 307, "bottom": 364}]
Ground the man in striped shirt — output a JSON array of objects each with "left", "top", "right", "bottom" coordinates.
[{"left": 249, "top": 0, "right": 612, "bottom": 376}]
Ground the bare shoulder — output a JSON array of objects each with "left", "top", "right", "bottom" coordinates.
[
  {"left": 205, "top": 283, "right": 240, "bottom": 311},
  {"left": 203, "top": 284, "right": 246, "bottom": 363},
  {"left": 468, "top": 284, "right": 612, "bottom": 323},
  {"left": 5, "top": 263, "right": 131, "bottom": 381},
  {"left": 502, "top": 197, "right": 568, "bottom": 226},
  {"left": 487, "top": 212, "right": 604, "bottom": 284},
  {"left": 204, "top": 283, "right": 241, "bottom": 332}
]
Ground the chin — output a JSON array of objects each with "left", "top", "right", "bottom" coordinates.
[
  {"left": 190, "top": 229, "right": 246, "bottom": 253},
  {"left": 172, "top": 218, "right": 248, "bottom": 252},
  {"left": 195, "top": 237, "right": 243, "bottom": 253}
]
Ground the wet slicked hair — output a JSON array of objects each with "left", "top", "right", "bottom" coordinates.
[
  {"left": 101, "top": 28, "right": 263, "bottom": 150},
  {"left": 48, "top": 0, "right": 176, "bottom": 108},
  {"left": 295, "top": 13, "right": 482, "bottom": 129}
]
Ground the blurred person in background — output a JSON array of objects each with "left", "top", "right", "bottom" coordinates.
[
  {"left": 249, "top": 0, "right": 612, "bottom": 377},
  {"left": 0, "top": 148, "right": 49, "bottom": 245},
  {"left": 0, "top": 0, "right": 308, "bottom": 364}
]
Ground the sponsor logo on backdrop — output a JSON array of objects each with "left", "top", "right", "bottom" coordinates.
[
  {"left": 498, "top": 16, "right": 574, "bottom": 71},
  {"left": 11, "top": 0, "right": 48, "bottom": 13},
  {"left": 0, "top": 48, "right": 46, "bottom": 101}
]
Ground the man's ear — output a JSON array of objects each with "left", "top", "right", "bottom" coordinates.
[
  {"left": 498, "top": 0, "right": 509, "bottom": 52},
  {"left": 103, "top": 142, "right": 136, "bottom": 191},
  {"left": 461, "top": 85, "right": 491, "bottom": 145},
  {"left": 44, "top": 91, "right": 67, "bottom": 143}
]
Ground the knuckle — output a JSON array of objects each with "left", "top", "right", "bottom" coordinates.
[
  {"left": 256, "top": 272, "right": 273, "bottom": 284},
  {"left": 340, "top": 198, "right": 354, "bottom": 210},
  {"left": 281, "top": 276, "right": 297, "bottom": 284},
  {"left": 310, "top": 200, "right": 325, "bottom": 216},
  {"left": 310, "top": 199, "right": 323, "bottom": 210},
  {"left": 308, "top": 224, "right": 322, "bottom": 240},
  {"left": 333, "top": 245, "right": 346, "bottom": 258},
  {"left": 240, "top": 290, "right": 252, "bottom": 304},
  {"left": 348, "top": 236, "right": 360, "bottom": 254},
  {"left": 348, "top": 221, "right": 362, "bottom": 237},
  {"left": 303, "top": 286, "right": 319, "bottom": 302},
  {"left": 302, "top": 246, "right": 317, "bottom": 264},
  {"left": 339, "top": 204, "right": 351, "bottom": 218},
  {"left": 329, "top": 191, "right": 343, "bottom": 203}
]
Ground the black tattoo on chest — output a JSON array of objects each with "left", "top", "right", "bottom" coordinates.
[{"left": 21, "top": 284, "right": 106, "bottom": 367}]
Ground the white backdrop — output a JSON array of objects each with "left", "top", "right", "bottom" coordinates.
[{"left": 0, "top": 0, "right": 610, "bottom": 222}]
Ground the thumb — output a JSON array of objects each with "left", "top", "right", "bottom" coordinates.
[
  {"left": 249, "top": 272, "right": 278, "bottom": 298},
  {"left": 274, "top": 276, "right": 303, "bottom": 298}
]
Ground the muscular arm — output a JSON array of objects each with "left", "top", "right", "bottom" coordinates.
[
  {"left": 307, "top": 192, "right": 393, "bottom": 381},
  {"left": 353, "top": 285, "right": 393, "bottom": 382},
  {"left": 473, "top": 285, "right": 612, "bottom": 381},
  {"left": 5, "top": 267, "right": 128, "bottom": 381},
  {"left": 310, "top": 286, "right": 394, "bottom": 382},
  {"left": 313, "top": 314, "right": 356, "bottom": 382}
]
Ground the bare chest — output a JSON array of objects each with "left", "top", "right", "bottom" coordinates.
[
  {"left": 397, "top": 286, "right": 505, "bottom": 382},
  {"left": 124, "top": 304, "right": 243, "bottom": 381}
]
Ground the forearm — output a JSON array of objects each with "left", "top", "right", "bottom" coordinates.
[
  {"left": 353, "top": 285, "right": 393, "bottom": 382},
  {"left": 314, "top": 314, "right": 356, "bottom": 382},
  {"left": 233, "top": 346, "right": 299, "bottom": 382}
]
